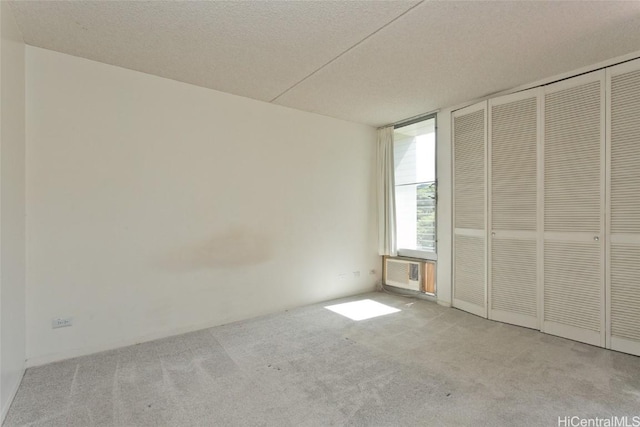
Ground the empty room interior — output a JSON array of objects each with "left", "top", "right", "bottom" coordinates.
[{"left": 2, "top": 1, "right": 640, "bottom": 425}]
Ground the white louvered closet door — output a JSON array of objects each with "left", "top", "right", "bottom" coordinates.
[
  {"left": 488, "top": 89, "right": 540, "bottom": 329},
  {"left": 453, "top": 101, "right": 487, "bottom": 318},
  {"left": 542, "top": 71, "right": 606, "bottom": 347},
  {"left": 607, "top": 59, "right": 640, "bottom": 357}
]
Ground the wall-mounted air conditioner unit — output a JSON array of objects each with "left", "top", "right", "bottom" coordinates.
[
  {"left": 384, "top": 257, "right": 437, "bottom": 294},
  {"left": 384, "top": 258, "right": 421, "bottom": 291}
]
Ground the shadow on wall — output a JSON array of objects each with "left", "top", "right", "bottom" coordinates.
[{"left": 158, "top": 227, "right": 274, "bottom": 271}]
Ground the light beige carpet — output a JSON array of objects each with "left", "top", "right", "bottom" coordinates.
[{"left": 5, "top": 292, "right": 640, "bottom": 426}]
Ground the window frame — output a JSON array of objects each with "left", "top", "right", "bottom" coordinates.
[{"left": 393, "top": 113, "right": 438, "bottom": 261}]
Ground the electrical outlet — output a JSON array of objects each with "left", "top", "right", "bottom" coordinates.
[{"left": 52, "top": 317, "right": 73, "bottom": 329}]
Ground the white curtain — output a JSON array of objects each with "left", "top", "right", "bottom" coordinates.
[{"left": 377, "top": 126, "right": 397, "bottom": 256}]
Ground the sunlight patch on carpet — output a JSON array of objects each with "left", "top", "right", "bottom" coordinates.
[{"left": 324, "top": 299, "right": 400, "bottom": 321}]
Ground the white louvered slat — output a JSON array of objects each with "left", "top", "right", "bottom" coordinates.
[
  {"left": 454, "top": 109, "right": 485, "bottom": 230},
  {"left": 609, "top": 62, "right": 640, "bottom": 356},
  {"left": 453, "top": 102, "right": 487, "bottom": 318},
  {"left": 491, "top": 239, "right": 537, "bottom": 317},
  {"left": 611, "top": 69, "right": 640, "bottom": 234},
  {"left": 491, "top": 96, "right": 537, "bottom": 231},
  {"left": 454, "top": 235, "right": 485, "bottom": 307},
  {"left": 488, "top": 91, "right": 539, "bottom": 329},
  {"left": 610, "top": 245, "right": 640, "bottom": 342},
  {"left": 544, "top": 81, "right": 601, "bottom": 233},
  {"left": 544, "top": 242, "right": 601, "bottom": 332},
  {"left": 542, "top": 72, "right": 605, "bottom": 347}
]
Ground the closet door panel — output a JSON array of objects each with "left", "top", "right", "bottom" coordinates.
[
  {"left": 543, "top": 71, "right": 606, "bottom": 347},
  {"left": 608, "top": 59, "right": 640, "bottom": 356},
  {"left": 454, "top": 234, "right": 485, "bottom": 311},
  {"left": 491, "top": 237, "right": 537, "bottom": 326},
  {"left": 453, "top": 102, "right": 487, "bottom": 317},
  {"left": 454, "top": 106, "right": 486, "bottom": 230},
  {"left": 488, "top": 90, "right": 539, "bottom": 329},
  {"left": 544, "top": 241, "right": 602, "bottom": 342},
  {"left": 610, "top": 245, "right": 640, "bottom": 354}
]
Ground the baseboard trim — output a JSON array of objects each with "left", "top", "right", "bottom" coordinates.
[
  {"left": 1, "top": 366, "right": 26, "bottom": 424},
  {"left": 25, "top": 317, "right": 253, "bottom": 368},
  {"left": 25, "top": 287, "right": 379, "bottom": 368}
]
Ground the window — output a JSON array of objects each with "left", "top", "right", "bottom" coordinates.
[{"left": 394, "top": 116, "right": 436, "bottom": 259}]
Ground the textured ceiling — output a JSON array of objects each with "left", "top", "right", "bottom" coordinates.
[{"left": 9, "top": 1, "right": 640, "bottom": 127}]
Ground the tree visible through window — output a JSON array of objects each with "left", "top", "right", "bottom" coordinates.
[
  {"left": 416, "top": 182, "right": 436, "bottom": 250},
  {"left": 394, "top": 117, "right": 436, "bottom": 256}
]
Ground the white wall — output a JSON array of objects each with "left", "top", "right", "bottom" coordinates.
[
  {"left": 0, "top": 1, "right": 26, "bottom": 421},
  {"left": 25, "top": 47, "right": 379, "bottom": 366}
]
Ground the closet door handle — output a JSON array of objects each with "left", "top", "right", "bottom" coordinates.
[{"left": 594, "top": 236, "right": 600, "bottom": 241}]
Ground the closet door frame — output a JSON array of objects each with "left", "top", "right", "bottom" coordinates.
[
  {"left": 541, "top": 70, "right": 606, "bottom": 347},
  {"left": 487, "top": 88, "right": 542, "bottom": 330},
  {"left": 605, "top": 58, "right": 640, "bottom": 356},
  {"left": 605, "top": 64, "right": 613, "bottom": 351},
  {"left": 452, "top": 101, "right": 488, "bottom": 318},
  {"left": 537, "top": 85, "right": 545, "bottom": 331}
]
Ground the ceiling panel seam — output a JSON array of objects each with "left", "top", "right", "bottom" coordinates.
[{"left": 269, "top": 0, "right": 424, "bottom": 103}]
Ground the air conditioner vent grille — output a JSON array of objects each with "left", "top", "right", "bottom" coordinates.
[
  {"left": 385, "top": 259, "right": 421, "bottom": 291},
  {"left": 387, "top": 260, "right": 409, "bottom": 285}
]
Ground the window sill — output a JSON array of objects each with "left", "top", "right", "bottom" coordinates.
[{"left": 397, "top": 249, "right": 437, "bottom": 261}]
